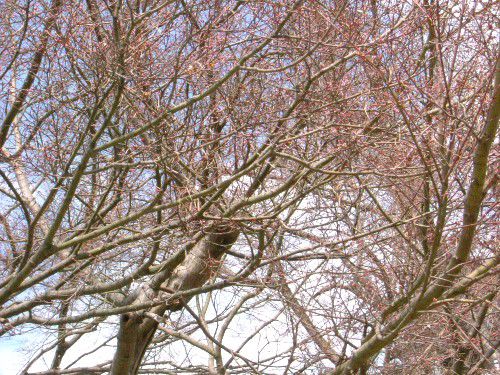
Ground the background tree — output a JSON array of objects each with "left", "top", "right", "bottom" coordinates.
[{"left": 0, "top": 0, "right": 498, "bottom": 374}]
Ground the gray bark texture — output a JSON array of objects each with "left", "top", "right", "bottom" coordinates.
[{"left": 110, "top": 226, "right": 239, "bottom": 375}]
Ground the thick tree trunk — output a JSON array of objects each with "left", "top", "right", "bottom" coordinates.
[
  {"left": 111, "top": 313, "right": 157, "bottom": 375},
  {"left": 110, "top": 227, "right": 239, "bottom": 375}
]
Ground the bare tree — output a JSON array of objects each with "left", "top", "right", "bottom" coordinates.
[{"left": 0, "top": 0, "right": 498, "bottom": 374}]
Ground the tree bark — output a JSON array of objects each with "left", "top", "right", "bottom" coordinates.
[{"left": 110, "top": 226, "right": 239, "bottom": 375}]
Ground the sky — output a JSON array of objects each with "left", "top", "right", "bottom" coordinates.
[{"left": 0, "top": 336, "right": 31, "bottom": 375}]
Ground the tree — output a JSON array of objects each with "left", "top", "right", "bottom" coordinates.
[{"left": 0, "top": 0, "right": 498, "bottom": 374}]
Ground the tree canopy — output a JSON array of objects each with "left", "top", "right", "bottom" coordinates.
[{"left": 0, "top": 0, "right": 498, "bottom": 374}]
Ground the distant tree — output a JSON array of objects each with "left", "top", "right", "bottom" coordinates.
[{"left": 0, "top": 0, "right": 498, "bottom": 374}]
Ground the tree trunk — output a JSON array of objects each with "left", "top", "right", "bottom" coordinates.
[{"left": 110, "top": 226, "right": 239, "bottom": 374}]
